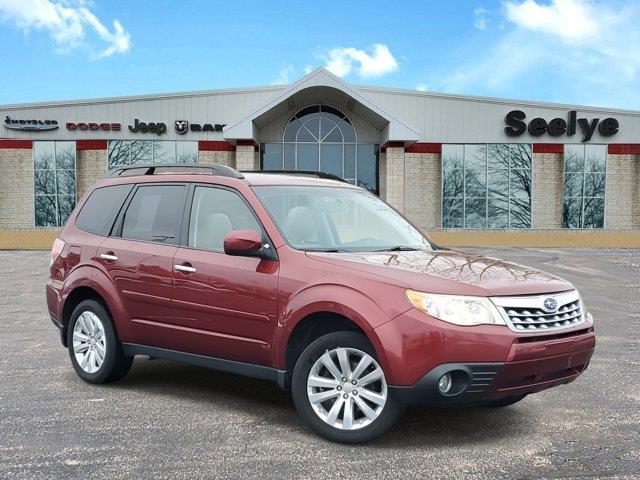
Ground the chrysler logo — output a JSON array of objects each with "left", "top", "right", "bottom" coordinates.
[
  {"left": 5, "top": 116, "right": 58, "bottom": 132},
  {"left": 542, "top": 297, "right": 558, "bottom": 312}
]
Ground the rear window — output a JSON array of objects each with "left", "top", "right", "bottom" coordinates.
[
  {"left": 75, "top": 184, "right": 133, "bottom": 235},
  {"left": 121, "top": 184, "right": 186, "bottom": 244}
]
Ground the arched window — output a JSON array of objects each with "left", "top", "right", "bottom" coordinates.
[
  {"left": 283, "top": 104, "right": 356, "bottom": 178},
  {"left": 261, "top": 104, "right": 379, "bottom": 193}
]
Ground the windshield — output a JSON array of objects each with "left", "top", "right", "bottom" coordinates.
[{"left": 253, "top": 186, "right": 432, "bottom": 252}]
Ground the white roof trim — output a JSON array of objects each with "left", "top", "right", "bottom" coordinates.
[{"left": 223, "top": 68, "right": 420, "bottom": 144}]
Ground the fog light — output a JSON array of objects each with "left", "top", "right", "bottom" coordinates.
[{"left": 438, "top": 373, "right": 452, "bottom": 394}]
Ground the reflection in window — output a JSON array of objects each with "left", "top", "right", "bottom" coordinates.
[
  {"left": 107, "top": 141, "right": 198, "bottom": 169},
  {"left": 442, "top": 144, "right": 532, "bottom": 229},
  {"left": 259, "top": 104, "right": 379, "bottom": 194},
  {"left": 563, "top": 145, "right": 606, "bottom": 228},
  {"left": 34, "top": 142, "right": 76, "bottom": 227}
]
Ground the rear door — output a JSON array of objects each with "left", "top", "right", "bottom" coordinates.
[
  {"left": 170, "top": 184, "right": 279, "bottom": 365},
  {"left": 96, "top": 183, "right": 187, "bottom": 345}
]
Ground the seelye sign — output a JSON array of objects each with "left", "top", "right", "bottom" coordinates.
[{"left": 505, "top": 110, "right": 619, "bottom": 142}]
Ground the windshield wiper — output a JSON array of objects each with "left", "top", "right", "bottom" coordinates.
[
  {"left": 373, "top": 246, "right": 422, "bottom": 252},
  {"left": 304, "top": 248, "right": 351, "bottom": 253}
]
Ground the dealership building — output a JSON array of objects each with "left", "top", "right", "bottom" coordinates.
[{"left": 1, "top": 68, "right": 639, "bottom": 249}]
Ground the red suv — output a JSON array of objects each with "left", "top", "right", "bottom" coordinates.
[{"left": 47, "top": 164, "right": 595, "bottom": 443}]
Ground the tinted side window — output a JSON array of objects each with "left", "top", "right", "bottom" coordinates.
[
  {"left": 75, "top": 184, "right": 133, "bottom": 235},
  {"left": 188, "top": 187, "right": 261, "bottom": 251},
  {"left": 121, "top": 185, "right": 186, "bottom": 244}
]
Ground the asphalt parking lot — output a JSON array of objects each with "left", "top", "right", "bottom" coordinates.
[{"left": 0, "top": 248, "right": 638, "bottom": 479}]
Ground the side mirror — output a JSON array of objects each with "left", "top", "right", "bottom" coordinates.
[{"left": 223, "top": 229, "right": 264, "bottom": 257}]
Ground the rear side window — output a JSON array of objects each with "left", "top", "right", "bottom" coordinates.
[
  {"left": 75, "top": 184, "right": 133, "bottom": 235},
  {"left": 121, "top": 185, "right": 186, "bottom": 244}
]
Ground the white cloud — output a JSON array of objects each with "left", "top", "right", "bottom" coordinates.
[
  {"left": 0, "top": 0, "right": 131, "bottom": 58},
  {"left": 424, "top": 0, "right": 640, "bottom": 108},
  {"left": 504, "top": 0, "right": 608, "bottom": 42},
  {"left": 416, "top": 84, "right": 428, "bottom": 92},
  {"left": 474, "top": 6, "right": 489, "bottom": 30},
  {"left": 271, "top": 65, "right": 294, "bottom": 85},
  {"left": 322, "top": 43, "right": 398, "bottom": 78}
]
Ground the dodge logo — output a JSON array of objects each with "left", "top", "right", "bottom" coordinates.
[
  {"left": 175, "top": 120, "right": 188, "bottom": 135},
  {"left": 543, "top": 297, "right": 558, "bottom": 312}
]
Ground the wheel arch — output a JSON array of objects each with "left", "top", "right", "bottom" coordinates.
[
  {"left": 60, "top": 267, "right": 130, "bottom": 346},
  {"left": 60, "top": 286, "right": 110, "bottom": 346},
  {"left": 284, "top": 311, "right": 367, "bottom": 373},
  {"left": 277, "top": 297, "right": 393, "bottom": 388}
]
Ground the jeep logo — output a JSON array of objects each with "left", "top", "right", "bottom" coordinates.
[
  {"left": 128, "top": 119, "right": 167, "bottom": 135},
  {"left": 505, "top": 110, "right": 619, "bottom": 142}
]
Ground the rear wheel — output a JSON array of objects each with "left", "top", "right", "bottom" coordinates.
[
  {"left": 291, "top": 332, "right": 403, "bottom": 443},
  {"left": 67, "top": 299, "right": 133, "bottom": 384},
  {"left": 482, "top": 394, "right": 527, "bottom": 408}
]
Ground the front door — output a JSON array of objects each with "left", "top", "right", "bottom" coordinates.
[
  {"left": 170, "top": 185, "right": 279, "bottom": 365},
  {"left": 97, "top": 183, "right": 187, "bottom": 345}
]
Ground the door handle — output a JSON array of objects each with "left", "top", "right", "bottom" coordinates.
[
  {"left": 174, "top": 264, "right": 196, "bottom": 273},
  {"left": 100, "top": 253, "right": 118, "bottom": 261}
]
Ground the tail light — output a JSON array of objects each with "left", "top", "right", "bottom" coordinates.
[{"left": 51, "top": 238, "right": 65, "bottom": 266}]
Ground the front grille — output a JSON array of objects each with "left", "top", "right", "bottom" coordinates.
[{"left": 492, "top": 290, "right": 585, "bottom": 333}]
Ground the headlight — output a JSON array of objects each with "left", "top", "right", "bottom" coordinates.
[
  {"left": 578, "top": 293, "right": 593, "bottom": 323},
  {"left": 405, "top": 290, "right": 505, "bottom": 326}
]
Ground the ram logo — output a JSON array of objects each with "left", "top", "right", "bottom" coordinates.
[{"left": 175, "top": 120, "right": 189, "bottom": 135}]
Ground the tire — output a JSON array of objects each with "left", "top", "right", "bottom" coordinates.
[
  {"left": 482, "top": 394, "right": 527, "bottom": 408},
  {"left": 67, "top": 299, "right": 133, "bottom": 384},
  {"left": 291, "top": 331, "right": 404, "bottom": 444}
]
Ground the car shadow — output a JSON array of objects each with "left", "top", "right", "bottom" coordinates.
[{"left": 102, "top": 357, "right": 533, "bottom": 448}]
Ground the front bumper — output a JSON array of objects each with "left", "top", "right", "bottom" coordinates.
[{"left": 388, "top": 328, "right": 595, "bottom": 406}]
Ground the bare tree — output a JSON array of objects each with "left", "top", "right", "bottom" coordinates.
[
  {"left": 442, "top": 144, "right": 532, "bottom": 228},
  {"left": 562, "top": 148, "right": 605, "bottom": 228}
]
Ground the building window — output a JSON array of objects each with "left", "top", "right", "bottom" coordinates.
[
  {"left": 260, "top": 104, "right": 379, "bottom": 194},
  {"left": 34, "top": 141, "right": 76, "bottom": 227},
  {"left": 107, "top": 141, "right": 198, "bottom": 169},
  {"left": 563, "top": 144, "right": 606, "bottom": 228},
  {"left": 442, "top": 144, "right": 532, "bottom": 228}
]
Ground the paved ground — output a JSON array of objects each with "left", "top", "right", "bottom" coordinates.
[{"left": 0, "top": 248, "right": 638, "bottom": 479}]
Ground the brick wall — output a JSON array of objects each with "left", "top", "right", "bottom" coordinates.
[
  {"left": 236, "top": 145, "right": 259, "bottom": 171},
  {"left": 199, "top": 150, "right": 236, "bottom": 168},
  {"left": 76, "top": 149, "right": 108, "bottom": 200},
  {"left": 605, "top": 154, "right": 640, "bottom": 229},
  {"left": 636, "top": 161, "right": 640, "bottom": 229},
  {"left": 378, "top": 152, "right": 387, "bottom": 201},
  {"left": 404, "top": 152, "right": 441, "bottom": 229},
  {"left": 384, "top": 146, "right": 405, "bottom": 212},
  {"left": 0, "top": 148, "right": 34, "bottom": 228},
  {"left": 532, "top": 152, "right": 564, "bottom": 228}
]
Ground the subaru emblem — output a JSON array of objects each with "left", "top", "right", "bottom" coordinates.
[{"left": 543, "top": 297, "right": 558, "bottom": 312}]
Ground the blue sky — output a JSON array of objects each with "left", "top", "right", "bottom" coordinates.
[{"left": 1, "top": 0, "right": 639, "bottom": 109}]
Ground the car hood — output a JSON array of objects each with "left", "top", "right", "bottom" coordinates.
[{"left": 307, "top": 249, "right": 574, "bottom": 297}]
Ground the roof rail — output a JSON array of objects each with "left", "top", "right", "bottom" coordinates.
[
  {"left": 104, "top": 163, "right": 244, "bottom": 179},
  {"left": 243, "top": 170, "right": 350, "bottom": 184}
]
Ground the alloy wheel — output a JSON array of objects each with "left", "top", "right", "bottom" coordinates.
[
  {"left": 306, "top": 347, "right": 387, "bottom": 430},
  {"left": 72, "top": 311, "right": 106, "bottom": 374}
]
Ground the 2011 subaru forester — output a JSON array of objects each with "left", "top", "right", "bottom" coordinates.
[{"left": 46, "top": 164, "right": 595, "bottom": 443}]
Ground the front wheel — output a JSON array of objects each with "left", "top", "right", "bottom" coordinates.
[{"left": 291, "top": 332, "right": 403, "bottom": 444}]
